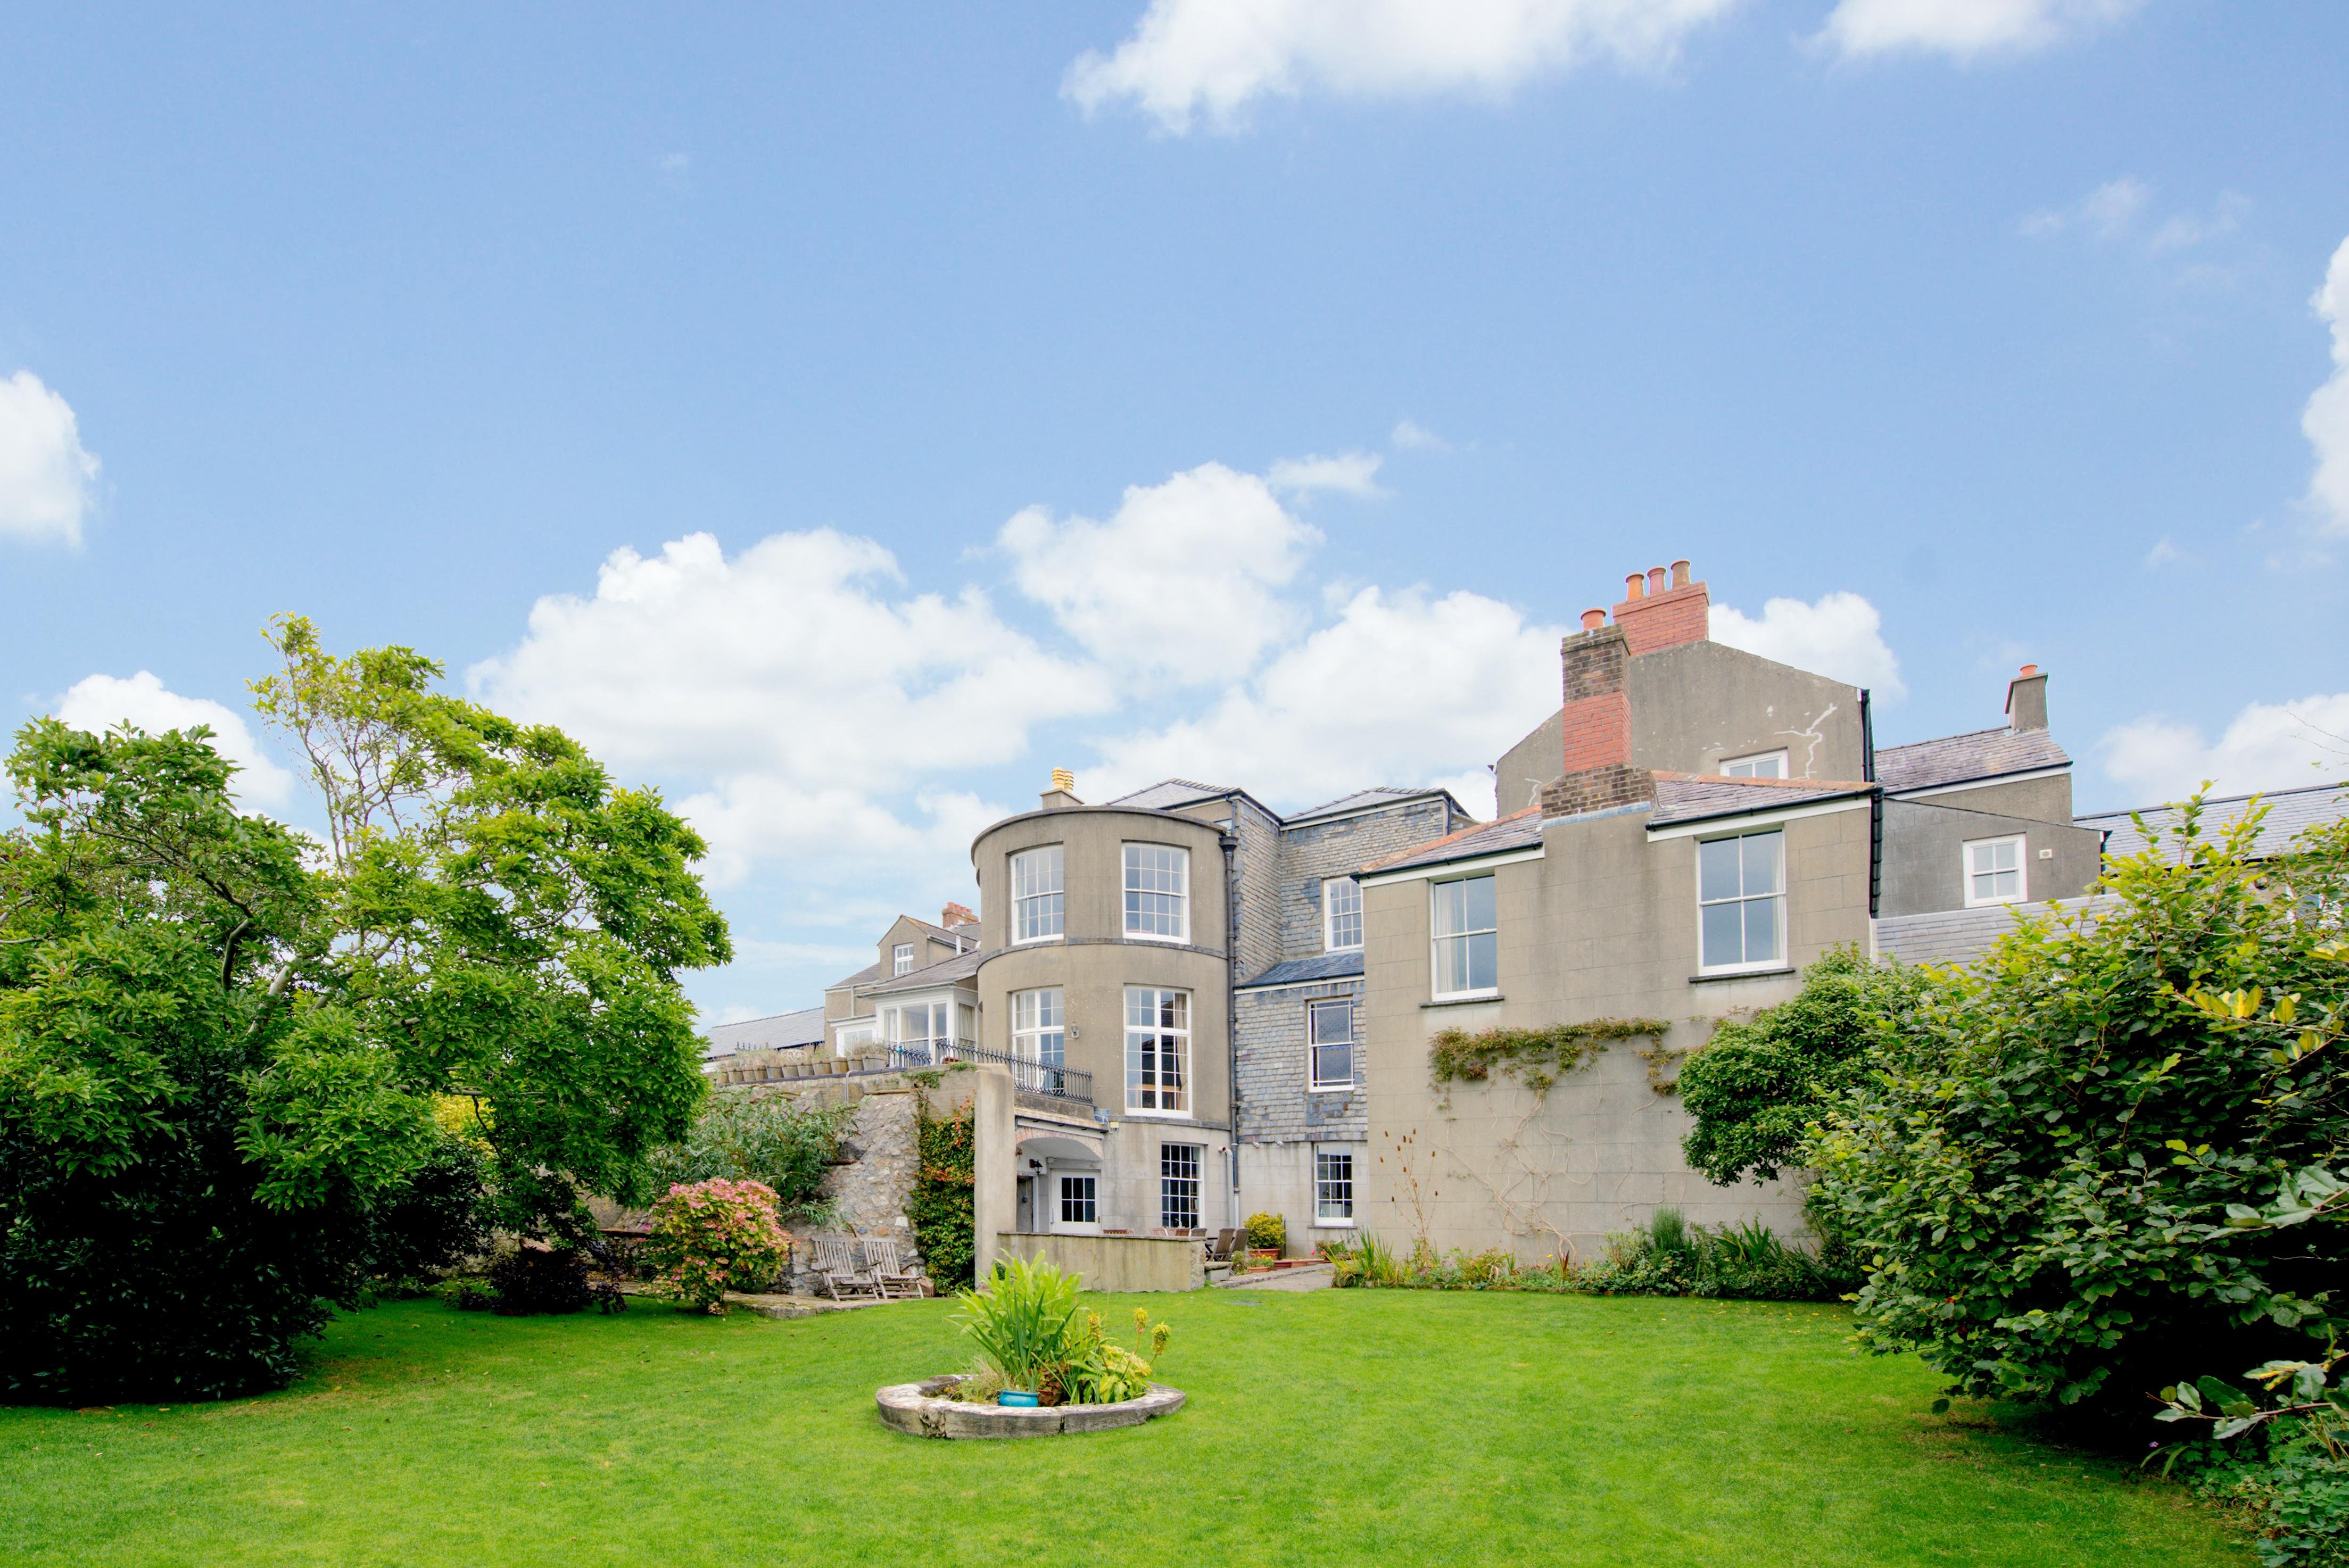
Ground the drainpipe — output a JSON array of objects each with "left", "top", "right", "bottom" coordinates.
[
  {"left": 1862, "top": 688, "right": 1882, "bottom": 919},
  {"left": 1220, "top": 828, "right": 1240, "bottom": 1226}
]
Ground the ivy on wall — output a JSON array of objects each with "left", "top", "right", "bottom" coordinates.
[
  {"left": 909, "top": 1099, "right": 977, "bottom": 1290},
  {"left": 1429, "top": 1018, "right": 1672, "bottom": 1096}
]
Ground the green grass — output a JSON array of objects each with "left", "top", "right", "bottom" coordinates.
[{"left": 0, "top": 1290, "right": 2247, "bottom": 1567}]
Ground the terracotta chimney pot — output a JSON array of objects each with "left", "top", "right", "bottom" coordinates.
[
  {"left": 1580, "top": 608, "right": 1607, "bottom": 631},
  {"left": 1670, "top": 559, "right": 1691, "bottom": 588},
  {"left": 1624, "top": 573, "right": 1645, "bottom": 600},
  {"left": 1648, "top": 567, "right": 1667, "bottom": 595}
]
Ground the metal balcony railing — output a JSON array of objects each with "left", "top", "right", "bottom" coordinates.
[{"left": 885, "top": 1041, "right": 1093, "bottom": 1104}]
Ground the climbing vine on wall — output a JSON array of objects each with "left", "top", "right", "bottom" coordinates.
[
  {"left": 1428, "top": 1018, "right": 1672, "bottom": 1096},
  {"left": 909, "top": 1099, "right": 977, "bottom": 1290}
]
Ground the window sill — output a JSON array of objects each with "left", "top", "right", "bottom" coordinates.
[
  {"left": 1422, "top": 992, "right": 1503, "bottom": 1008},
  {"left": 1312, "top": 1218, "right": 1357, "bottom": 1229},
  {"left": 1122, "top": 1107, "right": 1194, "bottom": 1121},
  {"left": 1008, "top": 935, "right": 1064, "bottom": 947},
  {"left": 1307, "top": 1083, "right": 1357, "bottom": 1094},
  {"left": 1688, "top": 966, "right": 1796, "bottom": 984},
  {"left": 1123, "top": 932, "right": 1190, "bottom": 945},
  {"left": 1962, "top": 898, "right": 2027, "bottom": 910}
]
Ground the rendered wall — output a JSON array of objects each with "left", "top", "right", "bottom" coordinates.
[
  {"left": 1357, "top": 804, "right": 1872, "bottom": 1259},
  {"left": 1877, "top": 798, "right": 2104, "bottom": 918},
  {"left": 993, "top": 1232, "right": 1205, "bottom": 1292}
]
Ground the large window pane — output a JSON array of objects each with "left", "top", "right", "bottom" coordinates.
[
  {"left": 1124, "top": 985, "right": 1189, "bottom": 1113},
  {"left": 1324, "top": 877, "right": 1362, "bottom": 951},
  {"left": 1309, "top": 999, "right": 1354, "bottom": 1088},
  {"left": 1430, "top": 874, "right": 1499, "bottom": 997},
  {"left": 1701, "top": 901, "right": 1744, "bottom": 967},
  {"left": 1742, "top": 832, "right": 1782, "bottom": 896},
  {"left": 1314, "top": 1149, "right": 1354, "bottom": 1223},
  {"left": 1160, "top": 1143, "right": 1201, "bottom": 1231},
  {"left": 1698, "top": 836, "right": 1742, "bottom": 902},
  {"left": 1743, "top": 896, "right": 1781, "bottom": 965},
  {"left": 1012, "top": 847, "right": 1064, "bottom": 941}
]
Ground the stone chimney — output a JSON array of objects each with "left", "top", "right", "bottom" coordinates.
[
  {"left": 1039, "top": 768, "right": 1082, "bottom": 811},
  {"left": 2005, "top": 664, "right": 2048, "bottom": 732},
  {"left": 941, "top": 902, "right": 977, "bottom": 928},
  {"left": 1540, "top": 623, "right": 1657, "bottom": 817},
  {"left": 1608, "top": 558, "right": 1708, "bottom": 657}
]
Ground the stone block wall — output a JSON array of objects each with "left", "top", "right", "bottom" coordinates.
[
  {"left": 1274, "top": 799, "right": 1453, "bottom": 960},
  {"left": 1235, "top": 980, "right": 1364, "bottom": 1143}
]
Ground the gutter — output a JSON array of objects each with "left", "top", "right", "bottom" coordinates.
[{"left": 1220, "top": 828, "right": 1241, "bottom": 1219}]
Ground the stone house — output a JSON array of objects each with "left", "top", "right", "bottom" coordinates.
[{"left": 1354, "top": 560, "right": 2103, "bottom": 1262}]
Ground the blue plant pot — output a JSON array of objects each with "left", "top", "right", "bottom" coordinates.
[{"left": 995, "top": 1390, "right": 1039, "bottom": 1408}]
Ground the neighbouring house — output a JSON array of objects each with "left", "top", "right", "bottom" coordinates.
[{"left": 1355, "top": 560, "right": 2104, "bottom": 1262}]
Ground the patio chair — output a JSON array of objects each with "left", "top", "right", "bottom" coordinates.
[
  {"left": 859, "top": 1235, "right": 925, "bottom": 1299},
  {"left": 1204, "top": 1229, "right": 1239, "bottom": 1264},
  {"left": 811, "top": 1234, "right": 881, "bottom": 1301}
]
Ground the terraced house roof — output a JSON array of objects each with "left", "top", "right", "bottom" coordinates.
[
  {"left": 2078, "top": 781, "right": 2349, "bottom": 861},
  {"left": 1649, "top": 773, "right": 1874, "bottom": 827},
  {"left": 1874, "top": 726, "right": 2070, "bottom": 793}
]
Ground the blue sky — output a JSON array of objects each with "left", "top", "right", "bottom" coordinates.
[{"left": 4, "top": 1, "right": 2346, "bottom": 1022}]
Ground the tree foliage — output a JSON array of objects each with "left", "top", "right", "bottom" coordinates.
[
  {"left": 1677, "top": 944, "right": 1943, "bottom": 1187},
  {"left": 1, "top": 619, "right": 732, "bottom": 1402},
  {"left": 1811, "top": 799, "right": 2348, "bottom": 1415}
]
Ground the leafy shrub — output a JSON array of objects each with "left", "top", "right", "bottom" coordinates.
[
  {"left": 441, "top": 1278, "right": 497, "bottom": 1312},
  {"left": 487, "top": 1246, "right": 597, "bottom": 1316},
  {"left": 1244, "top": 1212, "right": 1286, "bottom": 1254},
  {"left": 952, "top": 1256, "right": 1083, "bottom": 1394},
  {"left": 644, "top": 1178, "right": 789, "bottom": 1310},
  {"left": 644, "top": 1096, "right": 851, "bottom": 1218},
  {"left": 1678, "top": 945, "right": 1940, "bottom": 1188},
  {"left": 911, "top": 1102, "right": 977, "bottom": 1290},
  {"left": 1811, "top": 800, "right": 2348, "bottom": 1414},
  {"left": 356, "top": 1134, "right": 490, "bottom": 1284}
]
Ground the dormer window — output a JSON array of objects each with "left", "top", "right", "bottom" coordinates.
[
  {"left": 1721, "top": 750, "right": 1788, "bottom": 779},
  {"left": 892, "top": 942, "right": 914, "bottom": 975}
]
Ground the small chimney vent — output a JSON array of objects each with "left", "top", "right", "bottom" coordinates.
[
  {"left": 1050, "top": 767, "right": 1075, "bottom": 793},
  {"left": 1579, "top": 608, "right": 1607, "bottom": 631}
]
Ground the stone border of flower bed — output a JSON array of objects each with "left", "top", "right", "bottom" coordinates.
[{"left": 874, "top": 1378, "right": 1185, "bottom": 1439}]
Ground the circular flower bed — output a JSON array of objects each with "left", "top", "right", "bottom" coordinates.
[{"left": 875, "top": 1376, "right": 1185, "bottom": 1439}]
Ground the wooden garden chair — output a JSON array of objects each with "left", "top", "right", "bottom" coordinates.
[
  {"left": 812, "top": 1234, "right": 881, "bottom": 1301},
  {"left": 1204, "top": 1228, "right": 1239, "bottom": 1264},
  {"left": 859, "top": 1235, "right": 925, "bottom": 1299}
]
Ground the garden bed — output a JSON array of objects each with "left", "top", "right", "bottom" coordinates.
[{"left": 874, "top": 1376, "right": 1184, "bottom": 1439}]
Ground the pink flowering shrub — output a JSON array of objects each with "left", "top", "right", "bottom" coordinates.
[{"left": 646, "top": 1178, "right": 789, "bottom": 1312}]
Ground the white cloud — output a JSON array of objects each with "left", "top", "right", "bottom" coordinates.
[
  {"left": 997, "top": 462, "right": 1322, "bottom": 683},
  {"left": 2305, "top": 235, "right": 2349, "bottom": 537},
  {"left": 2143, "top": 536, "right": 2185, "bottom": 569},
  {"left": 1820, "top": 0, "right": 2146, "bottom": 61},
  {"left": 2021, "top": 176, "right": 2148, "bottom": 242},
  {"left": 0, "top": 370, "right": 101, "bottom": 547},
  {"left": 1392, "top": 419, "right": 1453, "bottom": 453},
  {"left": 1267, "top": 450, "right": 1385, "bottom": 497},
  {"left": 1085, "top": 584, "right": 1569, "bottom": 818},
  {"left": 1708, "top": 591, "right": 1907, "bottom": 701},
  {"left": 53, "top": 671, "right": 296, "bottom": 809},
  {"left": 2102, "top": 693, "right": 2349, "bottom": 804},
  {"left": 469, "top": 529, "right": 1115, "bottom": 881},
  {"left": 1064, "top": 0, "right": 1740, "bottom": 133},
  {"left": 2148, "top": 193, "right": 2247, "bottom": 254}
]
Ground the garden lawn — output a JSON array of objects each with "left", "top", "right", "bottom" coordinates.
[{"left": 0, "top": 1290, "right": 2248, "bottom": 1567}]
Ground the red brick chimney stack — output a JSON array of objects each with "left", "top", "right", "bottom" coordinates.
[{"left": 1608, "top": 558, "right": 1710, "bottom": 657}]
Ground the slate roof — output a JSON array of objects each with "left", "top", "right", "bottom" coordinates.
[
  {"left": 1361, "top": 809, "right": 1541, "bottom": 876},
  {"left": 1875, "top": 726, "right": 2071, "bottom": 794},
  {"left": 702, "top": 1005, "right": 826, "bottom": 1060},
  {"left": 1237, "top": 951, "right": 1366, "bottom": 989},
  {"left": 1649, "top": 773, "right": 1875, "bottom": 828},
  {"left": 1874, "top": 896, "right": 2112, "bottom": 968},
  {"left": 826, "top": 958, "right": 884, "bottom": 991},
  {"left": 863, "top": 944, "right": 986, "bottom": 997},
  {"left": 1106, "top": 778, "right": 1242, "bottom": 811},
  {"left": 2077, "top": 782, "right": 2349, "bottom": 862},
  {"left": 1285, "top": 786, "right": 1444, "bottom": 825}
]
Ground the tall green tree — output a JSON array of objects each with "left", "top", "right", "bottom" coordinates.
[{"left": 251, "top": 615, "right": 733, "bottom": 1237}]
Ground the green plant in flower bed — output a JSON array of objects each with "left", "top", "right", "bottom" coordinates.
[
  {"left": 1244, "top": 1212, "right": 1286, "bottom": 1254},
  {"left": 644, "top": 1177, "right": 790, "bottom": 1312},
  {"left": 1325, "top": 1212, "right": 1848, "bottom": 1302},
  {"left": 946, "top": 1259, "right": 1172, "bottom": 1405},
  {"left": 1428, "top": 1017, "right": 1669, "bottom": 1094}
]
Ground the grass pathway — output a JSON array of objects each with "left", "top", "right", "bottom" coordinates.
[{"left": 0, "top": 1290, "right": 2246, "bottom": 1566}]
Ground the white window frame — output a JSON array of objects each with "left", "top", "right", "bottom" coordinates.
[
  {"left": 1721, "top": 749, "right": 1789, "bottom": 779},
  {"left": 892, "top": 942, "right": 915, "bottom": 975},
  {"left": 1963, "top": 834, "right": 2029, "bottom": 908},
  {"left": 1124, "top": 985, "right": 1190, "bottom": 1116},
  {"left": 1010, "top": 845, "right": 1064, "bottom": 944},
  {"left": 1011, "top": 987, "right": 1064, "bottom": 1069},
  {"left": 835, "top": 1021, "right": 878, "bottom": 1055},
  {"left": 1057, "top": 1173, "right": 1097, "bottom": 1230},
  {"left": 1695, "top": 828, "right": 1788, "bottom": 975},
  {"left": 1429, "top": 874, "right": 1500, "bottom": 1000},
  {"left": 1322, "top": 876, "right": 1363, "bottom": 952},
  {"left": 1308, "top": 998, "right": 1355, "bottom": 1090},
  {"left": 1313, "top": 1146, "right": 1356, "bottom": 1227},
  {"left": 886, "top": 996, "right": 959, "bottom": 1062},
  {"left": 1160, "top": 1142, "right": 1203, "bottom": 1232},
  {"left": 1122, "top": 843, "right": 1190, "bottom": 943}
]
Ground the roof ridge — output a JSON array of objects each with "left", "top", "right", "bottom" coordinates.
[
  {"left": 1654, "top": 770, "right": 1876, "bottom": 791},
  {"left": 2079, "top": 779, "right": 2348, "bottom": 817},
  {"left": 1877, "top": 725, "right": 2015, "bottom": 751}
]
